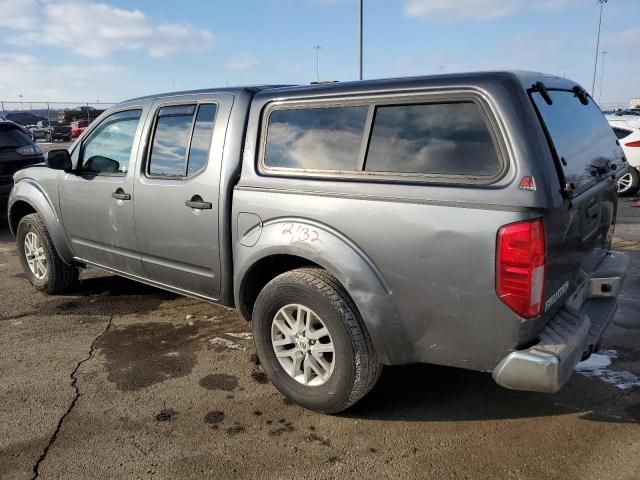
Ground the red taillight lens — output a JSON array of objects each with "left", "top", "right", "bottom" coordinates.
[
  {"left": 496, "top": 218, "right": 546, "bottom": 319},
  {"left": 624, "top": 140, "right": 640, "bottom": 147}
]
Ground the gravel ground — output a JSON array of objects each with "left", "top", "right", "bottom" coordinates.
[{"left": 0, "top": 211, "right": 639, "bottom": 480}]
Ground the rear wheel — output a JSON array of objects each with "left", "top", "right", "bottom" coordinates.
[
  {"left": 16, "top": 213, "right": 78, "bottom": 294},
  {"left": 252, "top": 268, "right": 381, "bottom": 413},
  {"left": 618, "top": 167, "right": 640, "bottom": 196}
]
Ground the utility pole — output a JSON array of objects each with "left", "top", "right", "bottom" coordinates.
[
  {"left": 599, "top": 50, "right": 608, "bottom": 103},
  {"left": 591, "top": 0, "right": 607, "bottom": 96},
  {"left": 47, "top": 103, "right": 52, "bottom": 141},
  {"left": 359, "top": 0, "right": 363, "bottom": 80},
  {"left": 314, "top": 45, "right": 321, "bottom": 82}
]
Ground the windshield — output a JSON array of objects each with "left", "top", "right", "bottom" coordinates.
[{"left": 531, "top": 89, "right": 625, "bottom": 196}]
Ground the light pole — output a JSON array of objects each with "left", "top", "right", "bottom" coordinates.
[
  {"left": 359, "top": 0, "right": 363, "bottom": 80},
  {"left": 314, "top": 45, "right": 321, "bottom": 82},
  {"left": 19, "top": 94, "right": 23, "bottom": 111},
  {"left": 599, "top": 50, "right": 608, "bottom": 103},
  {"left": 591, "top": 0, "right": 607, "bottom": 96}
]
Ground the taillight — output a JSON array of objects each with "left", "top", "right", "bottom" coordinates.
[
  {"left": 624, "top": 140, "right": 640, "bottom": 147},
  {"left": 16, "top": 144, "right": 43, "bottom": 156},
  {"left": 496, "top": 218, "right": 546, "bottom": 319}
]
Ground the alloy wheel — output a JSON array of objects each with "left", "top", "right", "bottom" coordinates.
[
  {"left": 618, "top": 172, "right": 633, "bottom": 194},
  {"left": 24, "top": 231, "right": 47, "bottom": 280},
  {"left": 271, "top": 304, "right": 335, "bottom": 386}
]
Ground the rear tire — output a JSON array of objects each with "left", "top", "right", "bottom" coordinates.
[
  {"left": 252, "top": 268, "right": 381, "bottom": 414},
  {"left": 618, "top": 167, "right": 640, "bottom": 196},
  {"left": 16, "top": 213, "right": 78, "bottom": 294}
]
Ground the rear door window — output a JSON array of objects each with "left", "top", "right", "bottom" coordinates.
[
  {"left": 531, "top": 90, "right": 625, "bottom": 196},
  {"left": 148, "top": 104, "right": 217, "bottom": 177},
  {"left": 364, "top": 102, "right": 500, "bottom": 177},
  {"left": 187, "top": 104, "right": 217, "bottom": 176}
]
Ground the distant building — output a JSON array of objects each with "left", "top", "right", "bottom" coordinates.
[{"left": 630, "top": 98, "right": 640, "bottom": 109}]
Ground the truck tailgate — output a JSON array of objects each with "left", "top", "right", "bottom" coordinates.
[{"left": 530, "top": 87, "right": 626, "bottom": 315}]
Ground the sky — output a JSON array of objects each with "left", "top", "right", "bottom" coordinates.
[{"left": 0, "top": 0, "right": 638, "bottom": 105}]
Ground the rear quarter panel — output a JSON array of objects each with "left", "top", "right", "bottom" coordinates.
[{"left": 234, "top": 187, "right": 536, "bottom": 369}]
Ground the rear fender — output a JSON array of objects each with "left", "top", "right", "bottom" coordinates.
[
  {"left": 234, "top": 217, "right": 408, "bottom": 364},
  {"left": 8, "top": 179, "right": 75, "bottom": 265}
]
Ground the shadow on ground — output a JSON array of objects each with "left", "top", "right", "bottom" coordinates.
[{"left": 341, "top": 362, "right": 640, "bottom": 425}]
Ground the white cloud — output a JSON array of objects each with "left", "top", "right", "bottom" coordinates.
[
  {"left": 606, "top": 28, "right": 640, "bottom": 47},
  {"left": 0, "top": 0, "right": 38, "bottom": 30},
  {"left": 404, "top": 0, "right": 581, "bottom": 22},
  {"left": 224, "top": 54, "right": 260, "bottom": 70},
  {"left": 0, "top": 53, "right": 121, "bottom": 101},
  {"left": 4, "top": 0, "right": 213, "bottom": 58}
]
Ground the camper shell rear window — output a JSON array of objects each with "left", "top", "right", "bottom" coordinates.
[{"left": 531, "top": 88, "right": 626, "bottom": 196}]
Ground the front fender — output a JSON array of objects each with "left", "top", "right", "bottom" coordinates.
[
  {"left": 234, "top": 217, "right": 409, "bottom": 364},
  {"left": 8, "top": 178, "right": 75, "bottom": 265}
]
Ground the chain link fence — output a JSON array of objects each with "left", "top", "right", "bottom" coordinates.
[{"left": 0, "top": 101, "right": 117, "bottom": 142}]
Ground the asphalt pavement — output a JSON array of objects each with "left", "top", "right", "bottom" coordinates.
[{"left": 0, "top": 202, "right": 639, "bottom": 480}]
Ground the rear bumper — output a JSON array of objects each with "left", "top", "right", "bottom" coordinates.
[{"left": 492, "top": 251, "right": 629, "bottom": 393}]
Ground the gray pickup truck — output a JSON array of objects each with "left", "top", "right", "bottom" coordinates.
[{"left": 7, "top": 72, "right": 630, "bottom": 413}]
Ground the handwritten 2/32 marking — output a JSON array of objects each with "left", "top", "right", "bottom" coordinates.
[{"left": 282, "top": 223, "right": 321, "bottom": 244}]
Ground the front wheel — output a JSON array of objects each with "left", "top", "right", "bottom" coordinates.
[
  {"left": 252, "top": 268, "right": 381, "bottom": 413},
  {"left": 16, "top": 213, "right": 78, "bottom": 294},
  {"left": 618, "top": 168, "right": 640, "bottom": 196}
]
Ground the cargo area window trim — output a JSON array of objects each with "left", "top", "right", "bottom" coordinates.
[
  {"left": 143, "top": 100, "right": 219, "bottom": 181},
  {"left": 257, "top": 91, "right": 509, "bottom": 186}
]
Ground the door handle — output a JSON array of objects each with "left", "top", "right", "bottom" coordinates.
[
  {"left": 111, "top": 188, "right": 131, "bottom": 201},
  {"left": 185, "top": 195, "right": 212, "bottom": 210}
]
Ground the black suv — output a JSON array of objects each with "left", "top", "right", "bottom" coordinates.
[{"left": 0, "top": 120, "right": 44, "bottom": 206}]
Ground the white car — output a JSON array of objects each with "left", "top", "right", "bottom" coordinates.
[{"left": 607, "top": 115, "right": 640, "bottom": 195}]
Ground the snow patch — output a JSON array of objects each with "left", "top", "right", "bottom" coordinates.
[
  {"left": 225, "top": 332, "right": 253, "bottom": 340},
  {"left": 576, "top": 350, "right": 640, "bottom": 390},
  {"left": 576, "top": 352, "right": 612, "bottom": 370},
  {"left": 209, "top": 337, "right": 245, "bottom": 351}
]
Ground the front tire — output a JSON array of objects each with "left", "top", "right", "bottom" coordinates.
[
  {"left": 16, "top": 213, "right": 78, "bottom": 294},
  {"left": 618, "top": 167, "right": 640, "bottom": 196},
  {"left": 252, "top": 268, "right": 381, "bottom": 413}
]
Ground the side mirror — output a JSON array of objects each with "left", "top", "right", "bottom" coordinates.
[{"left": 46, "top": 149, "right": 72, "bottom": 171}]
